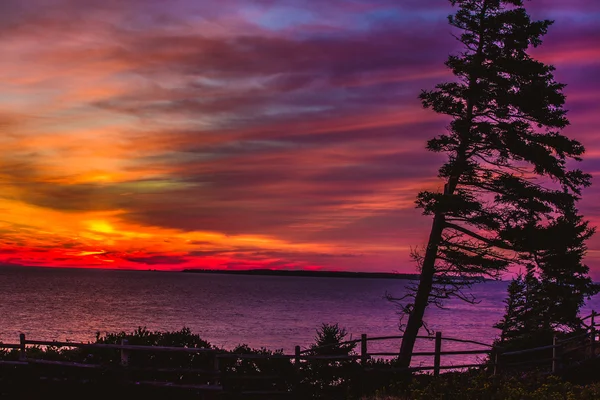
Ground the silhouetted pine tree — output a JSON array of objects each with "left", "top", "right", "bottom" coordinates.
[
  {"left": 528, "top": 206, "right": 597, "bottom": 331},
  {"left": 389, "top": 0, "right": 598, "bottom": 368},
  {"left": 496, "top": 206, "right": 597, "bottom": 346},
  {"left": 495, "top": 270, "right": 545, "bottom": 342},
  {"left": 495, "top": 273, "right": 529, "bottom": 341}
]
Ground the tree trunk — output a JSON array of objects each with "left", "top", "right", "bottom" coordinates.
[
  {"left": 397, "top": 209, "right": 446, "bottom": 369},
  {"left": 397, "top": 136, "right": 470, "bottom": 368},
  {"left": 397, "top": 1, "right": 487, "bottom": 369}
]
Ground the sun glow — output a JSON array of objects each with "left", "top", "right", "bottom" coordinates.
[
  {"left": 87, "top": 220, "right": 114, "bottom": 234},
  {"left": 0, "top": 0, "right": 598, "bottom": 274},
  {"left": 75, "top": 250, "right": 107, "bottom": 256}
]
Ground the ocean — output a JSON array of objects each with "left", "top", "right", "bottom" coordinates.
[{"left": 1, "top": 266, "right": 598, "bottom": 365}]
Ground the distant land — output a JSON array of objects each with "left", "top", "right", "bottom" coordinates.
[{"left": 182, "top": 269, "right": 420, "bottom": 280}]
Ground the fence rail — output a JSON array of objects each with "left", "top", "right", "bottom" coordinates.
[
  {"left": 496, "top": 310, "right": 599, "bottom": 374},
  {"left": 0, "top": 310, "right": 598, "bottom": 395},
  {"left": 0, "top": 332, "right": 493, "bottom": 372}
]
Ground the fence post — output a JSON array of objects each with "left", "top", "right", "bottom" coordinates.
[
  {"left": 434, "top": 331, "right": 442, "bottom": 377},
  {"left": 214, "top": 354, "right": 220, "bottom": 373},
  {"left": 120, "top": 339, "right": 129, "bottom": 366},
  {"left": 490, "top": 347, "right": 498, "bottom": 376},
  {"left": 552, "top": 335, "right": 559, "bottom": 374},
  {"left": 591, "top": 311, "right": 596, "bottom": 358},
  {"left": 19, "top": 333, "right": 26, "bottom": 361},
  {"left": 295, "top": 345, "right": 301, "bottom": 367},
  {"left": 361, "top": 334, "right": 368, "bottom": 364},
  {"left": 213, "top": 353, "right": 221, "bottom": 386}
]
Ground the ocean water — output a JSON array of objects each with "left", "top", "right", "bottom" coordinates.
[{"left": 1, "top": 267, "right": 599, "bottom": 366}]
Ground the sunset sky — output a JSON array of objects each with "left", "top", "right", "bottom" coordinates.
[{"left": 1, "top": 0, "right": 599, "bottom": 275}]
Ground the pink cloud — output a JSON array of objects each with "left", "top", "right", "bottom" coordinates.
[{"left": 0, "top": 0, "right": 599, "bottom": 274}]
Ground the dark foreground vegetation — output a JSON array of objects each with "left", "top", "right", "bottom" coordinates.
[
  {"left": 0, "top": 325, "right": 370, "bottom": 399},
  {"left": 363, "top": 370, "right": 600, "bottom": 400},
  {"left": 2, "top": 324, "right": 600, "bottom": 399}
]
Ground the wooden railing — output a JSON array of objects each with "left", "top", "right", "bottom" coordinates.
[
  {"left": 297, "top": 332, "right": 493, "bottom": 376},
  {"left": 0, "top": 332, "right": 494, "bottom": 396},
  {"left": 496, "top": 310, "right": 600, "bottom": 374},
  {"left": 0, "top": 311, "right": 597, "bottom": 394}
]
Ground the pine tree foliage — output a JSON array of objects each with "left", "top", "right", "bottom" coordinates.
[
  {"left": 390, "top": 0, "right": 598, "bottom": 367},
  {"left": 495, "top": 274, "right": 527, "bottom": 341},
  {"left": 495, "top": 270, "right": 544, "bottom": 341},
  {"left": 496, "top": 207, "right": 597, "bottom": 342},
  {"left": 529, "top": 207, "right": 597, "bottom": 330},
  {"left": 415, "top": 0, "right": 593, "bottom": 303}
]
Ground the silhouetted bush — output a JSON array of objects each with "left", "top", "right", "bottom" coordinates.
[{"left": 295, "top": 323, "right": 364, "bottom": 398}]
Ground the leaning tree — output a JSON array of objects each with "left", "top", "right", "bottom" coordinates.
[{"left": 390, "top": 0, "right": 597, "bottom": 369}]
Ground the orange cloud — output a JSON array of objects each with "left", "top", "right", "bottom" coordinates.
[{"left": 0, "top": 0, "right": 599, "bottom": 276}]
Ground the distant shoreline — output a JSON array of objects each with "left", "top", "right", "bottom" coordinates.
[{"left": 181, "top": 268, "right": 419, "bottom": 280}]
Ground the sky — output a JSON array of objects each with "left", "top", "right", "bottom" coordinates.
[{"left": 0, "top": 0, "right": 599, "bottom": 275}]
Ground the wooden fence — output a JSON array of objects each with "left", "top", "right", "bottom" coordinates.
[
  {"left": 496, "top": 310, "right": 600, "bottom": 374},
  {"left": 296, "top": 332, "right": 493, "bottom": 376},
  {"left": 0, "top": 311, "right": 598, "bottom": 396}
]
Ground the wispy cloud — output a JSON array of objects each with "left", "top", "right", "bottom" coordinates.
[{"left": 0, "top": 0, "right": 599, "bottom": 274}]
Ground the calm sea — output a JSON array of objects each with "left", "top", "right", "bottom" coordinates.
[{"left": 1, "top": 267, "right": 599, "bottom": 365}]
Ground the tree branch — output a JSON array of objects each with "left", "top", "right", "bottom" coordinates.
[{"left": 444, "top": 221, "right": 514, "bottom": 250}]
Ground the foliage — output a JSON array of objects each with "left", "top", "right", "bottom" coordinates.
[
  {"left": 523, "top": 207, "right": 598, "bottom": 331},
  {"left": 310, "top": 323, "right": 357, "bottom": 356},
  {"left": 492, "top": 270, "right": 588, "bottom": 366},
  {"left": 89, "top": 326, "right": 216, "bottom": 381},
  {"left": 495, "top": 207, "right": 598, "bottom": 344},
  {"left": 494, "top": 270, "right": 553, "bottom": 342},
  {"left": 298, "top": 323, "right": 362, "bottom": 399},
  {"left": 95, "top": 326, "right": 212, "bottom": 348},
  {"left": 6, "top": 325, "right": 600, "bottom": 399},
  {"left": 495, "top": 212, "right": 595, "bottom": 354},
  {"left": 0, "top": 325, "right": 368, "bottom": 398},
  {"left": 363, "top": 371, "right": 600, "bottom": 400},
  {"left": 390, "top": 0, "right": 597, "bottom": 368},
  {"left": 220, "top": 344, "right": 296, "bottom": 394}
]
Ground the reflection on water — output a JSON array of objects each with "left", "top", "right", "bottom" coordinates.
[{"left": 0, "top": 267, "right": 598, "bottom": 365}]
